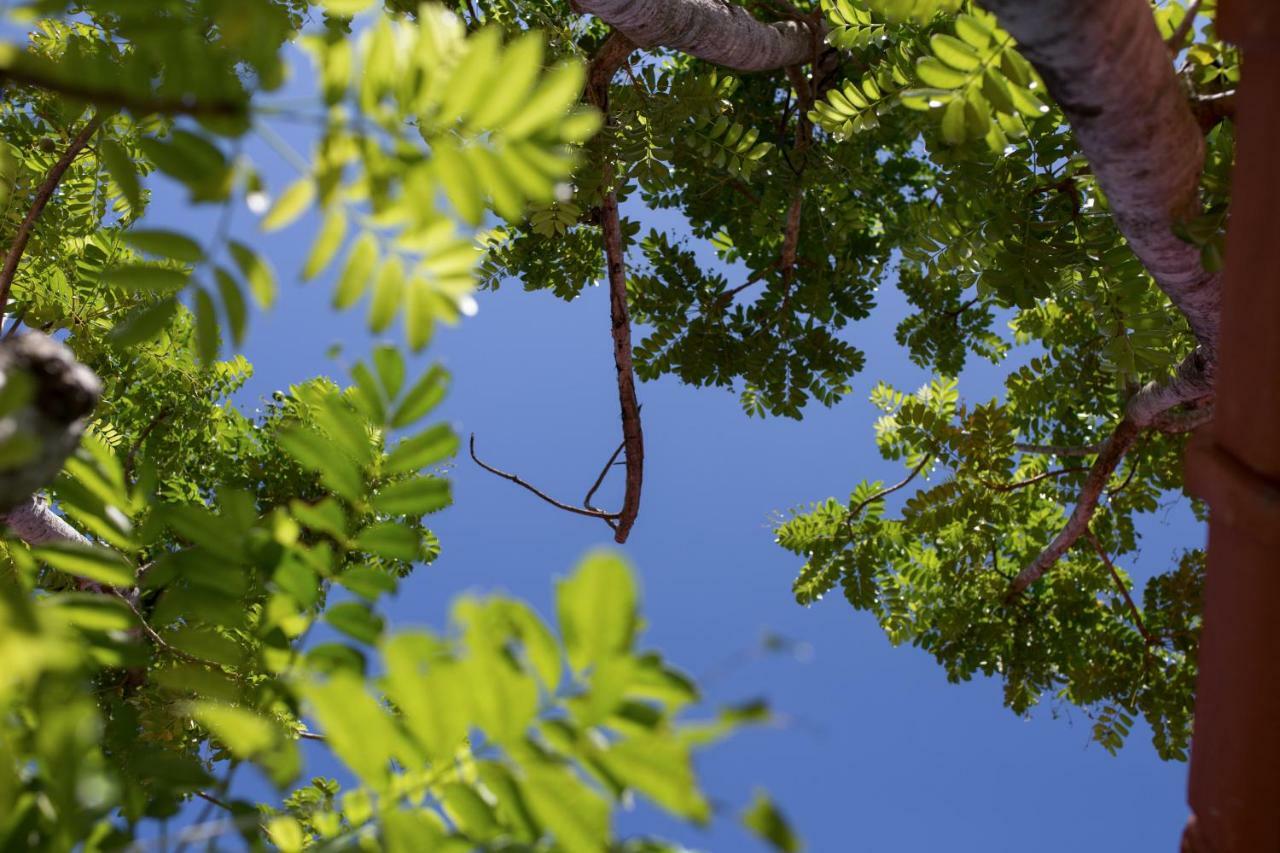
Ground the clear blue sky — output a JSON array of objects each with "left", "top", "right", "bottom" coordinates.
[{"left": 146, "top": 40, "right": 1203, "bottom": 852}]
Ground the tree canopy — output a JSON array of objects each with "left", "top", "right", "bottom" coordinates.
[{"left": 0, "top": 0, "right": 1231, "bottom": 848}]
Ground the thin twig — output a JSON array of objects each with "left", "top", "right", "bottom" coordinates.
[
  {"left": 297, "top": 729, "right": 326, "bottom": 742},
  {"left": 979, "top": 466, "right": 1089, "bottom": 493},
  {"left": 470, "top": 435, "right": 619, "bottom": 521},
  {"left": 1085, "top": 530, "right": 1158, "bottom": 645},
  {"left": 584, "top": 439, "right": 625, "bottom": 511},
  {"left": 112, "top": 588, "right": 244, "bottom": 676},
  {"left": 0, "top": 112, "right": 106, "bottom": 318},
  {"left": 194, "top": 790, "right": 233, "bottom": 813},
  {"left": 841, "top": 456, "right": 931, "bottom": 538}
]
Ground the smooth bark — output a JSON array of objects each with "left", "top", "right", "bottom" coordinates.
[
  {"left": 572, "top": 0, "right": 821, "bottom": 71},
  {"left": 980, "top": 0, "right": 1221, "bottom": 356}
]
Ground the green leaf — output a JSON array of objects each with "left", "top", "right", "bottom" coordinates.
[
  {"left": 384, "top": 424, "right": 459, "bottom": 474},
  {"left": 372, "top": 344, "right": 405, "bottom": 399},
  {"left": 383, "top": 633, "right": 469, "bottom": 762},
  {"left": 369, "top": 257, "right": 405, "bottom": 333},
  {"left": 187, "top": 702, "right": 299, "bottom": 787},
  {"left": 742, "top": 790, "right": 802, "bottom": 853},
  {"left": 228, "top": 241, "right": 277, "bottom": 308},
  {"left": 916, "top": 57, "right": 968, "bottom": 89},
  {"left": 335, "top": 232, "right": 379, "bottom": 309},
  {"left": 931, "top": 34, "right": 981, "bottom": 71},
  {"left": 262, "top": 178, "right": 315, "bottom": 232},
  {"left": 390, "top": 365, "right": 449, "bottom": 428},
  {"left": 600, "top": 736, "right": 709, "bottom": 821},
  {"left": 110, "top": 297, "right": 179, "bottom": 346},
  {"left": 371, "top": 476, "right": 450, "bottom": 516},
  {"left": 941, "top": 97, "right": 967, "bottom": 144},
  {"left": 35, "top": 542, "right": 134, "bottom": 587},
  {"left": 353, "top": 522, "right": 420, "bottom": 561},
  {"left": 325, "top": 601, "right": 385, "bottom": 645},
  {"left": 556, "top": 551, "right": 638, "bottom": 673},
  {"left": 100, "top": 139, "right": 141, "bottom": 210},
  {"left": 521, "top": 766, "right": 608, "bottom": 853},
  {"left": 278, "top": 426, "right": 365, "bottom": 501},
  {"left": 102, "top": 264, "right": 189, "bottom": 293},
  {"left": 193, "top": 287, "right": 219, "bottom": 364},
  {"left": 214, "top": 267, "right": 247, "bottom": 345},
  {"left": 303, "top": 206, "right": 348, "bottom": 280},
  {"left": 125, "top": 229, "right": 204, "bottom": 263}
]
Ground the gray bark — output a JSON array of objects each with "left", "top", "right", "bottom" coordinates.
[
  {"left": 2, "top": 495, "right": 88, "bottom": 545},
  {"left": 980, "top": 0, "right": 1221, "bottom": 356},
  {"left": 0, "top": 333, "right": 101, "bottom": 544},
  {"left": 573, "top": 0, "right": 821, "bottom": 71}
]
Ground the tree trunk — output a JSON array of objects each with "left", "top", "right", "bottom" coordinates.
[
  {"left": 572, "top": 0, "right": 820, "bottom": 71},
  {"left": 980, "top": 0, "right": 1221, "bottom": 357}
]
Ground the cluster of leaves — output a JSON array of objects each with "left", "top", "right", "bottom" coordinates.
[
  {"left": 0, "top": 1, "right": 799, "bottom": 849},
  {"left": 778, "top": 377, "right": 1201, "bottom": 759}
]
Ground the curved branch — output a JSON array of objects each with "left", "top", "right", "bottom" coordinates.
[
  {"left": 1085, "top": 530, "right": 1158, "bottom": 646},
  {"left": 978, "top": 466, "right": 1089, "bottom": 493},
  {"left": 469, "top": 435, "right": 620, "bottom": 522},
  {"left": 572, "top": 0, "right": 822, "bottom": 71},
  {"left": 843, "top": 456, "right": 931, "bottom": 536},
  {"left": 1006, "top": 418, "right": 1141, "bottom": 599},
  {"left": 980, "top": 0, "right": 1221, "bottom": 355},
  {"left": 0, "top": 112, "right": 105, "bottom": 318}
]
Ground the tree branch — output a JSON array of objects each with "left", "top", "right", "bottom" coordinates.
[
  {"left": 978, "top": 466, "right": 1089, "bottom": 493},
  {"left": 980, "top": 0, "right": 1221, "bottom": 356},
  {"left": 0, "top": 112, "right": 105, "bottom": 318},
  {"left": 842, "top": 456, "right": 931, "bottom": 537},
  {"left": 1006, "top": 418, "right": 1141, "bottom": 599},
  {"left": 572, "top": 0, "right": 823, "bottom": 71},
  {"left": 1085, "top": 530, "right": 1158, "bottom": 645},
  {"left": 469, "top": 435, "right": 620, "bottom": 522},
  {"left": 600, "top": 168, "right": 645, "bottom": 544}
]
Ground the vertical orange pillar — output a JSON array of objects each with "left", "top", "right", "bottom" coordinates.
[{"left": 1182, "top": 3, "right": 1280, "bottom": 850}]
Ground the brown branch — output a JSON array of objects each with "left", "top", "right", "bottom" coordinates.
[
  {"left": 0, "top": 64, "right": 246, "bottom": 118},
  {"left": 1085, "top": 530, "right": 1158, "bottom": 646},
  {"left": 473, "top": 34, "right": 644, "bottom": 542},
  {"left": 193, "top": 790, "right": 233, "bottom": 813},
  {"left": 0, "top": 112, "right": 105, "bottom": 318},
  {"left": 584, "top": 439, "right": 625, "bottom": 512},
  {"left": 469, "top": 435, "right": 620, "bottom": 522},
  {"left": 1006, "top": 418, "right": 1142, "bottom": 599},
  {"left": 1166, "top": 0, "right": 1204, "bottom": 54},
  {"left": 978, "top": 466, "right": 1089, "bottom": 493},
  {"left": 842, "top": 455, "right": 931, "bottom": 538},
  {"left": 600, "top": 180, "right": 645, "bottom": 543}
]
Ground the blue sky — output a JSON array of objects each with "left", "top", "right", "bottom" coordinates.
[{"left": 143, "top": 37, "right": 1204, "bottom": 853}]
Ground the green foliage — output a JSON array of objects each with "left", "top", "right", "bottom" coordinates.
[{"left": 0, "top": 1, "right": 788, "bottom": 849}]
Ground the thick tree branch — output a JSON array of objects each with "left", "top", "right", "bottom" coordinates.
[
  {"left": 980, "top": 0, "right": 1221, "bottom": 355},
  {"left": 473, "top": 35, "right": 645, "bottom": 542},
  {"left": 1, "top": 495, "right": 87, "bottom": 545},
  {"left": 600, "top": 171, "right": 645, "bottom": 544},
  {"left": 1006, "top": 417, "right": 1142, "bottom": 599},
  {"left": 572, "top": 0, "right": 822, "bottom": 71},
  {"left": 0, "top": 112, "right": 105, "bottom": 318},
  {"left": 0, "top": 333, "right": 102, "bottom": 520}
]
